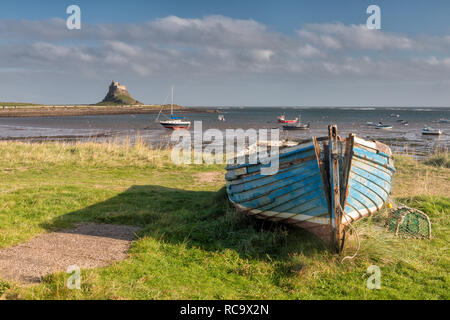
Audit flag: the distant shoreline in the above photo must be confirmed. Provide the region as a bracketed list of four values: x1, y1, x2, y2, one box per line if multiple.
[0, 105, 216, 118]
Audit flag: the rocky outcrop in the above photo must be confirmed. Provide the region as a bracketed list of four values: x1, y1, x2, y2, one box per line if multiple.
[98, 81, 142, 105]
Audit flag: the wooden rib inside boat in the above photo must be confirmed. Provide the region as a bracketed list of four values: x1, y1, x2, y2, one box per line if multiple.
[225, 125, 396, 252]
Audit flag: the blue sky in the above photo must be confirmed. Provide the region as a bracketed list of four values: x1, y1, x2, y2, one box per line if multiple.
[2, 0, 450, 34]
[1, 0, 450, 106]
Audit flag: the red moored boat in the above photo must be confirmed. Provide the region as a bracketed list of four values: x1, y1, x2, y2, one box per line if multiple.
[277, 114, 299, 124]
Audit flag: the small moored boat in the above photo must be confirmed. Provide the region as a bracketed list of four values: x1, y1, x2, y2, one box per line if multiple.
[375, 122, 392, 129]
[157, 86, 191, 130]
[277, 114, 299, 124]
[225, 125, 396, 251]
[283, 123, 310, 130]
[422, 127, 442, 135]
[283, 115, 310, 130]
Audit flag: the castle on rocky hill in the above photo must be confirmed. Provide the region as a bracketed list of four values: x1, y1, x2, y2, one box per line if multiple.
[99, 81, 142, 105]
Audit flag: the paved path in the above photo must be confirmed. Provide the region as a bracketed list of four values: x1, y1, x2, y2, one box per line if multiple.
[0, 223, 140, 283]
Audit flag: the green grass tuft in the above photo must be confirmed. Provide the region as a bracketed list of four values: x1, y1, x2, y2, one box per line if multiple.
[424, 153, 450, 169]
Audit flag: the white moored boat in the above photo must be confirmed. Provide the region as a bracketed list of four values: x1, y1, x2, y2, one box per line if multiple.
[422, 127, 442, 135]
[375, 122, 393, 129]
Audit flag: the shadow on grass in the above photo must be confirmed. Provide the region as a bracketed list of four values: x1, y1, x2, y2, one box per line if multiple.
[41, 185, 327, 262]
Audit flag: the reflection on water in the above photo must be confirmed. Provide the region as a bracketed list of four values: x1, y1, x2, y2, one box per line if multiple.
[0, 107, 448, 156]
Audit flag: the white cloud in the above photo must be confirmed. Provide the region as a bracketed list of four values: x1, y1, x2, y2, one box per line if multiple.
[425, 56, 450, 68]
[0, 16, 449, 81]
[298, 23, 414, 51]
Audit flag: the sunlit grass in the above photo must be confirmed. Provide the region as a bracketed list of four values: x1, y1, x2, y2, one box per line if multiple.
[0, 141, 448, 299]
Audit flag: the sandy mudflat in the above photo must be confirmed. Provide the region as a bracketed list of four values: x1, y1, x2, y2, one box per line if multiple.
[0, 223, 140, 283]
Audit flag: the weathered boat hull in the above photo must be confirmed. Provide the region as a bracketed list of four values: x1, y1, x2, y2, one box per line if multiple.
[226, 140, 331, 241]
[225, 125, 396, 251]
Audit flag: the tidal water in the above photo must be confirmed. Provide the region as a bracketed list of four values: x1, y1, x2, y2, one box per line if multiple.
[0, 107, 449, 155]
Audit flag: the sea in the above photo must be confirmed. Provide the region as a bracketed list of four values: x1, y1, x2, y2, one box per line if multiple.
[0, 107, 449, 156]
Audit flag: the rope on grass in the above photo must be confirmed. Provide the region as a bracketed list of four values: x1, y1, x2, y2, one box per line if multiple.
[341, 214, 360, 263]
[340, 203, 360, 263]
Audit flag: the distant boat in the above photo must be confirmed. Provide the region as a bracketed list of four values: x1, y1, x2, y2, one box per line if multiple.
[422, 127, 442, 135]
[283, 115, 310, 130]
[218, 115, 225, 122]
[157, 86, 191, 130]
[366, 121, 378, 127]
[225, 125, 396, 251]
[390, 114, 400, 118]
[277, 114, 299, 124]
[437, 118, 449, 124]
[283, 123, 310, 130]
[376, 122, 393, 129]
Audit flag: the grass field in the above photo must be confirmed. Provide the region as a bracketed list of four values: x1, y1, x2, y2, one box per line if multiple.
[0, 141, 448, 299]
[0, 102, 42, 107]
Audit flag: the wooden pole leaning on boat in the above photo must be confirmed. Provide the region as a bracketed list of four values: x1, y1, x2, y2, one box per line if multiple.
[328, 125, 343, 252]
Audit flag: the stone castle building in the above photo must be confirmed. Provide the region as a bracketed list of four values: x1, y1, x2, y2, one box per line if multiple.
[100, 80, 142, 105]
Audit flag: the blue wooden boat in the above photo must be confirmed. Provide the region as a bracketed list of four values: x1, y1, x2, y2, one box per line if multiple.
[225, 125, 396, 251]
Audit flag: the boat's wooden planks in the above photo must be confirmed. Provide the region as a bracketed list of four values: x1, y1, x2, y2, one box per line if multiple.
[342, 201, 377, 223]
[225, 141, 314, 170]
[351, 154, 394, 177]
[353, 147, 395, 171]
[354, 137, 377, 151]
[245, 149, 316, 175]
[226, 154, 317, 187]
[233, 176, 322, 209]
[225, 167, 248, 180]
[242, 175, 324, 208]
[256, 180, 326, 211]
[343, 204, 359, 221]
[258, 187, 328, 215]
[228, 159, 318, 195]
[226, 149, 316, 185]
[242, 206, 330, 225]
[269, 207, 329, 221]
[351, 162, 393, 189]
[345, 195, 370, 217]
[342, 142, 395, 224]
[228, 161, 319, 203]
[273, 197, 328, 218]
[348, 174, 388, 203]
[347, 183, 383, 211]
[225, 147, 316, 180]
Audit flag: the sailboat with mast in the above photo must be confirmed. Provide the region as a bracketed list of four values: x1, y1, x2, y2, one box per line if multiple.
[157, 85, 191, 130]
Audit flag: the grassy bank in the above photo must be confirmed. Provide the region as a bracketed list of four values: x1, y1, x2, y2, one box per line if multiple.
[0, 104, 207, 118]
[0, 102, 42, 107]
[0, 141, 448, 299]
